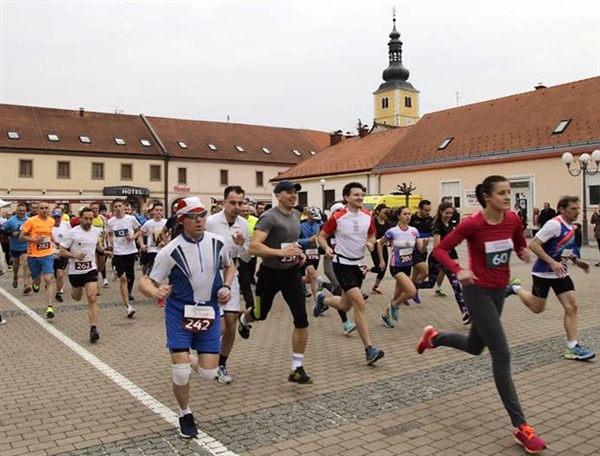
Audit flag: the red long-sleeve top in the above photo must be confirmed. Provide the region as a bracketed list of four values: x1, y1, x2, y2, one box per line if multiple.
[432, 211, 527, 289]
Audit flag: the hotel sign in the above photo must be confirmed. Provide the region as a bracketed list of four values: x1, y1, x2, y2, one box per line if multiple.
[103, 186, 150, 197]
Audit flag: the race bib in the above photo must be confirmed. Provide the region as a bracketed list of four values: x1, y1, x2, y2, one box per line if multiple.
[36, 242, 50, 250]
[484, 239, 513, 268]
[280, 242, 297, 264]
[114, 229, 129, 237]
[74, 261, 92, 271]
[182, 305, 215, 332]
[306, 248, 320, 261]
[396, 247, 413, 266]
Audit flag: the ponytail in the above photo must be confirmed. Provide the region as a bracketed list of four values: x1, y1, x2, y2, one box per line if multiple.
[476, 175, 508, 208]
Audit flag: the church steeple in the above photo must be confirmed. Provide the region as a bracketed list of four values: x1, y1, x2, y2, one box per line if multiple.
[373, 11, 420, 127]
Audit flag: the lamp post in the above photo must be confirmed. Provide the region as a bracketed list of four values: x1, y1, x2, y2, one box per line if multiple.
[319, 179, 326, 209]
[561, 149, 600, 245]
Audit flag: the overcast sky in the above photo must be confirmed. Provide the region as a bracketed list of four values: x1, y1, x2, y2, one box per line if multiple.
[1, 0, 598, 132]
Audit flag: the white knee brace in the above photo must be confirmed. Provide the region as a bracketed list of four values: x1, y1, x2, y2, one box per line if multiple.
[197, 366, 218, 381]
[172, 363, 192, 386]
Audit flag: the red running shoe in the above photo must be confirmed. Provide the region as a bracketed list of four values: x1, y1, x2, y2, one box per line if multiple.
[513, 424, 547, 454]
[416, 325, 438, 354]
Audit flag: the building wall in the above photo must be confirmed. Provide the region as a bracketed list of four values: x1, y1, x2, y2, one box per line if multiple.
[374, 88, 420, 127]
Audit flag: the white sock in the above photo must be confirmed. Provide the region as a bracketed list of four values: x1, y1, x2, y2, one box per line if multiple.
[240, 313, 248, 326]
[291, 353, 304, 371]
[512, 285, 522, 293]
[567, 340, 577, 349]
[179, 408, 192, 417]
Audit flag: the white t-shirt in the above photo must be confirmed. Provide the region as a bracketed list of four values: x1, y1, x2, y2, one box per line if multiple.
[141, 218, 167, 253]
[107, 215, 141, 255]
[321, 208, 376, 265]
[205, 211, 251, 263]
[61, 226, 101, 275]
[52, 221, 71, 257]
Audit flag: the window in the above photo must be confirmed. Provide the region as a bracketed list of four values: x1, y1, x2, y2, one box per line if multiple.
[324, 190, 336, 210]
[235, 145, 245, 152]
[220, 169, 228, 186]
[150, 165, 161, 181]
[114, 137, 126, 145]
[48, 134, 59, 142]
[7, 131, 19, 139]
[404, 96, 412, 108]
[178, 167, 187, 184]
[297, 191, 308, 208]
[590, 185, 600, 205]
[79, 135, 91, 144]
[552, 119, 571, 135]
[256, 171, 264, 187]
[382, 97, 389, 109]
[177, 141, 188, 149]
[92, 162, 104, 180]
[438, 137, 454, 150]
[207, 143, 218, 151]
[261, 147, 271, 155]
[121, 163, 133, 180]
[140, 139, 151, 147]
[19, 159, 33, 178]
[292, 149, 302, 156]
[57, 161, 70, 179]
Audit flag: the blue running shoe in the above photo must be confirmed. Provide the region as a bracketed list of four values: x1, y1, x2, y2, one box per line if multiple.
[317, 276, 325, 293]
[412, 292, 421, 304]
[564, 344, 596, 360]
[365, 346, 384, 365]
[380, 314, 395, 329]
[388, 302, 399, 321]
[313, 293, 325, 317]
[343, 320, 356, 335]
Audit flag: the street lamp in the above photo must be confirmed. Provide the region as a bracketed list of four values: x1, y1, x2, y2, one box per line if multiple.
[561, 149, 600, 245]
[319, 179, 326, 209]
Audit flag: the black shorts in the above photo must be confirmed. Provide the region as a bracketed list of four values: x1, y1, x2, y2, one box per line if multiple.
[301, 257, 320, 274]
[253, 266, 308, 328]
[332, 262, 364, 292]
[53, 257, 69, 272]
[413, 249, 428, 265]
[532, 275, 575, 299]
[390, 266, 412, 277]
[140, 252, 157, 267]
[10, 249, 27, 258]
[112, 253, 137, 277]
[69, 270, 99, 288]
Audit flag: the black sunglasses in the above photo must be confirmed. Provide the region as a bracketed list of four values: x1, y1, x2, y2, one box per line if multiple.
[183, 211, 207, 220]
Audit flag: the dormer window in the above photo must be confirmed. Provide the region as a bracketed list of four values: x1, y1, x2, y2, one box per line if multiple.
[177, 141, 188, 149]
[552, 119, 571, 135]
[48, 134, 59, 142]
[114, 137, 126, 145]
[235, 145, 245, 152]
[7, 131, 19, 139]
[207, 143, 218, 151]
[292, 149, 302, 157]
[79, 136, 91, 144]
[438, 137, 454, 150]
[309, 150, 316, 156]
[140, 139, 151, 147]
[261, 147, 271, 155]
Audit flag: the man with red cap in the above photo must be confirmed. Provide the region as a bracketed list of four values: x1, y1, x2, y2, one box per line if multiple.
[139, 196, 236, 439]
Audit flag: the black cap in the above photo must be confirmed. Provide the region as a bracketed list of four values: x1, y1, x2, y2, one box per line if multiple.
[274, 180, 302, 193]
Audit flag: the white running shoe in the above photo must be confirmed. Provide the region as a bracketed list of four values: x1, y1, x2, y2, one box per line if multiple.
[102, 278, 109, 288]
[126, 305, 136, 318]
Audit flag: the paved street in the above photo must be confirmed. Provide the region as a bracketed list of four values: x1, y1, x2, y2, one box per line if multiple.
[1, 244, 598, 456]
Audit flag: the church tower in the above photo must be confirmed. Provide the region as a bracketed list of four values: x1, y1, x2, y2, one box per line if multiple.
[373, 14, 420, 127]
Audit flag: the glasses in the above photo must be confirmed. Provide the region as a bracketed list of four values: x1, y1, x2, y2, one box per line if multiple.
[183, 211, 207, 220]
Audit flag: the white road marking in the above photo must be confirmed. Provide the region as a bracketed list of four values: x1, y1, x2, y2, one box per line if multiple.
[0, 287, 238, 456]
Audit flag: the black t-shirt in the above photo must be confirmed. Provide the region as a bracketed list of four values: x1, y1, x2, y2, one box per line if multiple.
[165, 215, 183, 239]
[432, 219, 458, 260]
[409, 213, 434, 238]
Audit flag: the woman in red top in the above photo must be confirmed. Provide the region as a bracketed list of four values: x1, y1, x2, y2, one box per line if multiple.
[417, 175, 547, 454]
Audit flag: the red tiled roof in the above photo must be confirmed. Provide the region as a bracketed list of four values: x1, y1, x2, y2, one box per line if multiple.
[0, 104, 163, 156]
[275, 127, 412, 180]
[146, 116, 329, 165]
[375, 77, 600, 173]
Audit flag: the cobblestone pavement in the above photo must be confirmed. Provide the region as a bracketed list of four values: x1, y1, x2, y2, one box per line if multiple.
[1, 244, 598, 456]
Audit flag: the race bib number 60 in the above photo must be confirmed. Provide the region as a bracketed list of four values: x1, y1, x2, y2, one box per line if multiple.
[182, 305, 215, 333]
[484, 239, 514, 268]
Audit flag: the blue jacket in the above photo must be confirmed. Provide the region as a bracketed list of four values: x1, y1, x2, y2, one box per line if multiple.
[298, 220, 321, 251]
[2, 215, 29, 252]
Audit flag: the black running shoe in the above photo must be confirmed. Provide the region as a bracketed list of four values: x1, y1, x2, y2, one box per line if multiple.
[288, 366, 313, 384]
[45, 306, 55, 319]
[237, 313, 251, 339]
[32, 283, 41, 293]
[179, 413, 198, 439]
[55, 293, 63, 303]
[90, 327, 100, 343]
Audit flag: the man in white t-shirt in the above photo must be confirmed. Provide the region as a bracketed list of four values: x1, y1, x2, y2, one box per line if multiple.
[106, 198, 141, 317]
[205, 185, 250, 384]
[51, 208, 71, 303]
[139, 202, 167, 276]
[60, 207, 112, 342]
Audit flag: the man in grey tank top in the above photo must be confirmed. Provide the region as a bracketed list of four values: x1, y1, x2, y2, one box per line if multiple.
[237, 180, 312, 384]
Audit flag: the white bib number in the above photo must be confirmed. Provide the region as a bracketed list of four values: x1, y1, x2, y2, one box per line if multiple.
[75, 261, 92, 271]
[280, 242, 297, 264]
[305, 248, 319, 261]
[484, 239, 513, 268]
[36, 242, 50, 250]
[182, 305, 215, 332]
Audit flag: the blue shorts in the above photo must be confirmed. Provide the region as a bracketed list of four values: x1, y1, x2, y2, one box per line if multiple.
[165, 300, 221, 354]
[28, 255, 54, 278]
